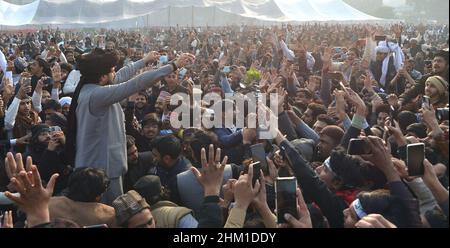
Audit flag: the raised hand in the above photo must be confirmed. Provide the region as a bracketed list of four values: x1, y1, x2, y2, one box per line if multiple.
[251, 170, 268, 210]
[1, 76, 14, 96]
[4, 153, 59, 228]
[220, 179, 236, 207]
[266, 157, 279, 183]
[51, 63, 62, 83]
[387, 94, 400, 108]
[143, 51, 160, 64]
[362, 73, 373, 91]
[233, 163, 261, 210]
[175, 53, 196, 69]
[421, 104, 440, 132]
[259, 72, 271, 89]
[5, 152, 26, 181]
[17, 80, 32, 100]
[277, 87, 287, 113]
[0, 211, 13, 228]
[35, 77, 45, 95]
[346, 88, 365, 112]
[321, 47, 333, 69]
[360, 136, 398, 182]
[191, 144, 228, 197]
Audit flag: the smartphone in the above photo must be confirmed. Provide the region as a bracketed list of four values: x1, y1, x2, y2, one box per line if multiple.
[389, 105, 397, 126]
[4, 71, 13, 85]
[159, 55, 168, 64]
[250, 161, 261, 187]
[275, 177, 298, 224]
[83, 224, 108, 228]
[250, 143, 269, 172]
[347, 138, 369, 155]
[422, 95, 430, 109]
[406, 143, 425, 176]
[223, 66, 231, 73]
[375, 35, 387, 42]
[23, 77, 31, 87]
[179, 68, 187, 79]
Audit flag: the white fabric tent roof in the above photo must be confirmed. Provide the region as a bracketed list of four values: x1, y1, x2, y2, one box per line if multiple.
[1, 0, 381, 26]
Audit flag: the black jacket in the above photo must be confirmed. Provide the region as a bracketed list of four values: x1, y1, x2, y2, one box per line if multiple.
[196, 195, 223, 228]
[279, 139, 346, 228]
[123, 151, 154, 192]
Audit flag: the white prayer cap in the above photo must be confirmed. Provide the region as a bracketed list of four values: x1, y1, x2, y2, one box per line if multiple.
[59, 97, 72, 107]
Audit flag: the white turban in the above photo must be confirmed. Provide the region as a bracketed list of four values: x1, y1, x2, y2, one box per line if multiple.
[376, 41, 405, 87]
[59, 97, 72, 107]
[376, 45, 390, 54]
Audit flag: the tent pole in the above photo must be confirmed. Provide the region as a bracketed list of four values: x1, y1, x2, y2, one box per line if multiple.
[213, 6, 216, 27]
[168, 6, 170, 27]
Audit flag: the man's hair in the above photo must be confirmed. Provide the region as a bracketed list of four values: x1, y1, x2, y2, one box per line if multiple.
[434, 50, 449, 65]
[330, 146, 386, 190]
[307, 103, 327, 119]
[126, 135, 136, 150]
[375, 104, 390, 117]
[358, 189, 410, 228]
[152, 135, 182, 159]
[36, 57, 52, 77]
[406, 123, 428, 138]
[187, 130, 219, 167]
[136, 91, 148, 100]
[320, 125, 344, 145]
[398, 111, 418, 131]
[142, 113, 161, 128]
[66, 167, 109, 203]
[316, 114, 337, 126]
[59, 62, 73, 73]
[43, 99, 62, 111]
[76, 48, 119, 84]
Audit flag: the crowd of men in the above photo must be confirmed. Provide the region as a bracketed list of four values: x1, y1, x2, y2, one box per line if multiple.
[0, 22, 448, 228]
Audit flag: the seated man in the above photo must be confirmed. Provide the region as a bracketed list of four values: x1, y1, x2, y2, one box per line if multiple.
[49, 167, 116, 227]
[112, 190, 155, 228]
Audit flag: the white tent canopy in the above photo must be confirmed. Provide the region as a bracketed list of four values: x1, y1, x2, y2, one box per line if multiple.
[0, 0, 381, 27]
